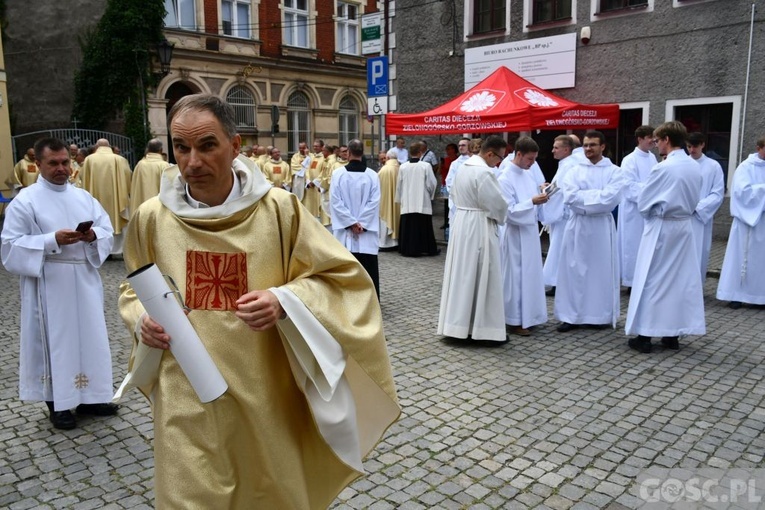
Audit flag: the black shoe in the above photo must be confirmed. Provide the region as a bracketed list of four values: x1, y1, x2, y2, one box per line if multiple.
[628, 335, 652, 353]
[545, 287, 556, 296]
[50, 410, 76, 430]
[76, 403, 120, 416]
[661, 336, 679, 350]
[557, 322, 578, 332]
[728, 301, 742, 310]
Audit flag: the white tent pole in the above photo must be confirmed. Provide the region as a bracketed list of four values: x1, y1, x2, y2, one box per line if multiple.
[739, 2, 756, 162]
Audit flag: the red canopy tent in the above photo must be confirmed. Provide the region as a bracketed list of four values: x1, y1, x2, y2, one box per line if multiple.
[385, 66, 619, 135]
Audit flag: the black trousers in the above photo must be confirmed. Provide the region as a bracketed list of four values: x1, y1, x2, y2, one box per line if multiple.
[353, 252, 379, 300]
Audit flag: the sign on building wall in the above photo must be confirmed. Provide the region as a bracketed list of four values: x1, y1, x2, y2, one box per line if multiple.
[361, 12, 382, 55]
[464, 33, 577, 91]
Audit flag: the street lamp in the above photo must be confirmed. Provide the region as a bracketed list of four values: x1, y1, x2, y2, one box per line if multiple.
[157, 39, 174, 76]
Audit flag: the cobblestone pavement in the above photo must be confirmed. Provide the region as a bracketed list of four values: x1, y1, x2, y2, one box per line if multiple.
[1, 228, 763, 509]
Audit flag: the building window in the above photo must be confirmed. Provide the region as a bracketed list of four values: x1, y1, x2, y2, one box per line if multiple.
[288, 91, 311, 153]
[474, 0, 506, 34]
[338, 96, 359, 144]
[164, 0, 197, 30]
[336, 2, 360, 55]
[284, 0, 309, 48]
[533, 0, 571, 23]
[226, 86, 256, 129]
[222, 0, 251, 38]
[599, 0, 647, 12]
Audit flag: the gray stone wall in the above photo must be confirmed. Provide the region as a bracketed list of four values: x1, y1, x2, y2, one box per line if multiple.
[4, 0, 105, 136]
[392, 1, 765, 158]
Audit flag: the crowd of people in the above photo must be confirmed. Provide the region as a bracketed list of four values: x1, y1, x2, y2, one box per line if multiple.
[436, 124, 765, 356]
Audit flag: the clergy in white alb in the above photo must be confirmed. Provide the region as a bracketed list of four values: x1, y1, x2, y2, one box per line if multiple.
[395, 142, 439, 257]
[1, 138, 115, 429]
[626, 122, 705, 352]
[378, 149, 401, 249]
[498, 137, 549, 334]
[617, 126, 658, 287]
[117, 95, 399, 509]
[687, 132, 725, 283]
[437, 137, 508, 342]
[540, 135, 578, 290]
[330, 140, 381, 298]
[445, 138, 471, 225]
[129, 139, 170, 217]
[717, 138, 765, 306]
[554, 131, 625, 331]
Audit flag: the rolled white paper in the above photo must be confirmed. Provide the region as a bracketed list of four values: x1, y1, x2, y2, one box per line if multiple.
[127, 263, 228, 403]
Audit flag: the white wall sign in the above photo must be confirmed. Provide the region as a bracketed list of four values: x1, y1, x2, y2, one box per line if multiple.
[368, 96, 388, 116]
[464, 33, 577, 91]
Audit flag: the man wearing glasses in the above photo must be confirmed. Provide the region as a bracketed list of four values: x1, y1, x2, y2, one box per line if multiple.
[554, 130, 625, 333]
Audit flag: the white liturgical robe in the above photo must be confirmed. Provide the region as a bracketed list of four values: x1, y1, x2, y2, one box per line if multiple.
[691, 154, 725, 282]
[625, 149, 706, 337]
[617, 147, 658, 287]
[540, 155, 577, 288]
[498, 162, 548, 328]
[717, 153, 765, 304]
[396, 160, 436, 215]
[1, 177, 115, 411]
[445, 153, 470, 224]
[330, 166, 380, 255]
[554, 157, 624, 326]
[437, 155, 507, 341]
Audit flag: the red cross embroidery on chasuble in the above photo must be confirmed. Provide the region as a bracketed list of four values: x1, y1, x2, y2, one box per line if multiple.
[185, 251, 248, 311]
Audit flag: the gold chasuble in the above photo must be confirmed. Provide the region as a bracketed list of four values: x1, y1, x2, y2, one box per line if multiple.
[378, 159, 401, 240]
[302, 154, 324, 217]
[81, 147, 132, 235]
[117, 157, 399, 509]
[129, 153, 170, 217]
[12, 156, 39, 188]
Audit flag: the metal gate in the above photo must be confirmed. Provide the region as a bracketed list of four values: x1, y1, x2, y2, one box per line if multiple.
[11, 129, 137, 168]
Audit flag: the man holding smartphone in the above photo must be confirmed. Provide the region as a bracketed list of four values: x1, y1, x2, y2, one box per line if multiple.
[1, 138, 118, 430]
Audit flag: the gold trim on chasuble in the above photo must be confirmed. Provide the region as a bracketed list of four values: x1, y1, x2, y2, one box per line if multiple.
[185, 250, 247, 311]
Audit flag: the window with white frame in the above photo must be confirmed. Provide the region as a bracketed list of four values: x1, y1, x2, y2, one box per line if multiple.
[338, 96, 359, 144]
[284, 0, 309, 48]
[164, 0, 197, 30]
[336, 2, 360, 55]
[532, 0, 572, 23]
[222, 0, 251, 38]
[226, 86, 257, 129]
[288, 91, 311, 153]
[473, 0, 507, 34]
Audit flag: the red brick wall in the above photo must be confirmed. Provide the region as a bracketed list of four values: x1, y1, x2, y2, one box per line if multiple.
[203, 0, 218, 34]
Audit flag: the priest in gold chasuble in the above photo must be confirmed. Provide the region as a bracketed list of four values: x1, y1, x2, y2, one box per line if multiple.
[116, 94, 399, 509]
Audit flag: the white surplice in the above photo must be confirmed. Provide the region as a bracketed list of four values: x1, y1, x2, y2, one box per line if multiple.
[617, 147, 658, 287]
[330, 166, 381, 255]
[554, 157, 624, 326]
[437, 155, 507, 341]
[717, 153, 765, 304]
[445, 153, 470, 224]
[395, 160, 436, 214]
[691, 154, 725, 282]
[625, 149, 706, 337]
[498, 162, 548, 328]
[540, 155, 577, 287]
[1, 178, 115, 411]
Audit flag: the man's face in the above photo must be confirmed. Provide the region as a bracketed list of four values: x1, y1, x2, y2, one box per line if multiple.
[654, 134, 670, 158]
[272, 148, 281, 161]
[637, 135, 654, 153]
[378, 151, 387, 164]
[514, 151, 538, 170]
[171, 109, 241, 197]
[551, 141, 571, 161]
[69, 145, 78, 157]
[312, 141, 322, 153]
[38, 147, 71, 185]
[686, 143, 704, 160]
[340, 147, 348, 159]
[757, 144, 765, 160]
[76, 151, 86, 164]
[583, 137, 605, 163]
[26, 148, 36, 161]
[396, 138, 405, 149]
[483, 148, 505, 168]
[322, 147, 331, 158]
[299, 143, 308, 155]
[458, 140, 469, 155]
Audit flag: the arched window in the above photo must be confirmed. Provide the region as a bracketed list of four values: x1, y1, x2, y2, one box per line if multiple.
[288, 91, 311, 153]
[338, 96, 359, 145]
[226, 86, 256, 129]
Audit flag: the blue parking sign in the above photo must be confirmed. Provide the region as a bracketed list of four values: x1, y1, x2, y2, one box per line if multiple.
[367, 57, 388, 98]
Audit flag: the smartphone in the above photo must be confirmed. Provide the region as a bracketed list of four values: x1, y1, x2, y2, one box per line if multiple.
[75, 220, 94, 233]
